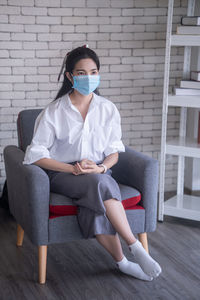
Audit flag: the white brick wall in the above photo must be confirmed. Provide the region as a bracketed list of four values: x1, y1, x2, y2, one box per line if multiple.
[0, 0, 187, 192]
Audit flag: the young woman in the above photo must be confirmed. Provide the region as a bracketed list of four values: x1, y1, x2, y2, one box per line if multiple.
[23, 46, 161, 281]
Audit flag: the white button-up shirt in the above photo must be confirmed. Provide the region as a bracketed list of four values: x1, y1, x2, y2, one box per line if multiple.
[23, 93, 125, 165]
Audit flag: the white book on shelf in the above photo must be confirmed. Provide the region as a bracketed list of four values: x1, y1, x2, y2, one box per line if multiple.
[171, 35, 200, 46]
[177, 26, 200, 35]
[173, 86, 200, 95]
[181, 16, 200, 25]
[191, 71, 200, 81]
[180, 80, 200, 89]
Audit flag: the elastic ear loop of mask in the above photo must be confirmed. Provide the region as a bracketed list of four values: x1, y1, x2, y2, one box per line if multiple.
[57, 44, 89, 82]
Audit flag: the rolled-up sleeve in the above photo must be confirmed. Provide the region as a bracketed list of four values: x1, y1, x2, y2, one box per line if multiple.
[23, 110, 55, 165]
[104, 106, 125, 157]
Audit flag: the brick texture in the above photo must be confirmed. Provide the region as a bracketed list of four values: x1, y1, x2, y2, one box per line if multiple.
[0, 0, 187, 192]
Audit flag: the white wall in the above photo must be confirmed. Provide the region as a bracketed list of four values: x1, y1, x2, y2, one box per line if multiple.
[0, 0, 187, 192]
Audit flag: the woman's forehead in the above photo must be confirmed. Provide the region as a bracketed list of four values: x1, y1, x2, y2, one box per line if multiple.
[74, 58, 97, 70]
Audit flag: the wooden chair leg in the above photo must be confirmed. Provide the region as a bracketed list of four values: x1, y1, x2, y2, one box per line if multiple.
[138, 232, 149, 253]
[38, 245, 47, 284]
[16, 224, 24, 247]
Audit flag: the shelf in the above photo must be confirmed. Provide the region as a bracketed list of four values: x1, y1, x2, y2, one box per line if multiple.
[166, 137, 200, 158]
[171, 35, 200, 46]
[158, 0, 200, 222]
[164, 194, 200, 221]
[168, 95, 200, 108]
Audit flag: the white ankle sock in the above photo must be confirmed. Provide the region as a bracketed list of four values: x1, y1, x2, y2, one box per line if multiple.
[116, 256, 153, 281]
[129, 240, 162, 278]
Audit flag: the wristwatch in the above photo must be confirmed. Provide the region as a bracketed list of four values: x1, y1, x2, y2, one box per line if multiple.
[98, 164, 108, 174]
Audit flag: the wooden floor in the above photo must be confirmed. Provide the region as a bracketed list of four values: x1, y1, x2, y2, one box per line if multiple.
[0, 207, 200, 300]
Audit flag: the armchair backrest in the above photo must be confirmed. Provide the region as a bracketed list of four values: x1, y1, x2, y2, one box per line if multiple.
[17, 109, 42, 151]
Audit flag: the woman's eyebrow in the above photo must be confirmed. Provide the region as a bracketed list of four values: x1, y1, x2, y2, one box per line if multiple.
[76, 68, 97, 71]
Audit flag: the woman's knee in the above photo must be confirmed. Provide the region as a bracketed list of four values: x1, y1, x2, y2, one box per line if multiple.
[88, 173, 110, 186]
[87, 174, 121, 201]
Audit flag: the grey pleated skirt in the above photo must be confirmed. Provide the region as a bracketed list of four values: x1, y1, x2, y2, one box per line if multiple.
[46, 168, 122, 239]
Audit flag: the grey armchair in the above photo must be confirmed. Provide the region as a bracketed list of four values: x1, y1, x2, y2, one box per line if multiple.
[3, 109, 159, 284]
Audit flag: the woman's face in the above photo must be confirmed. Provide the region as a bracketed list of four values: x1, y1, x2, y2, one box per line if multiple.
[66, 58, 99, 83]
[72, 58, 99, 76]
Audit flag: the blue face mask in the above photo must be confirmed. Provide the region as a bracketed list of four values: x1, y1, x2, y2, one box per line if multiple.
[72, 75, 100, 96]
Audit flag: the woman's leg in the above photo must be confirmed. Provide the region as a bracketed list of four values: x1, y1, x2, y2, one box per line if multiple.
[96, 233, 123, 261]
[96, 233, 153, 281]
[104, 199, 137, 245]
[104, 199, 162, 278]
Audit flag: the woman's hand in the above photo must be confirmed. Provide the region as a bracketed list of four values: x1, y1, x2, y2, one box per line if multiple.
[72, 159, 104, 175]
[80, 159, 95, 169]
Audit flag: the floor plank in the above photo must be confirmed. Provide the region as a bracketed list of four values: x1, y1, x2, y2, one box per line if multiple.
[0, 208, 200, 300]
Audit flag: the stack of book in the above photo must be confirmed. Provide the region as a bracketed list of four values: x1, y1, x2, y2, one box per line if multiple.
[176, 16, 200, 35]
[173, 72, 200, 95]
[173, 16, 200, 96]
[174, 73, 200, 144]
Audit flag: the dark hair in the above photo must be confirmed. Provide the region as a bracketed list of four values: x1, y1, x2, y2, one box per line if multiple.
[54, 46, 100, 100]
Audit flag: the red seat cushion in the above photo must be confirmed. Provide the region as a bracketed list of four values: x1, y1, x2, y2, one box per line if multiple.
[49, 183, 144, 219]
[49, 205, 78, 218]
[122, 195, 141, 210]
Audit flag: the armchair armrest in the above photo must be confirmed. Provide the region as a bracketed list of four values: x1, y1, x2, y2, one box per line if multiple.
[3, 145, 50, 245]
[111, 146, 159, 232]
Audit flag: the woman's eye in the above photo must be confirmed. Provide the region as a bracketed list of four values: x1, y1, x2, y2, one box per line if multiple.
[77, 71, 85, 75]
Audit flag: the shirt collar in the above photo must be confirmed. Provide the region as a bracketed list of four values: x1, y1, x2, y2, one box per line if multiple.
[64, 92, 98, 112]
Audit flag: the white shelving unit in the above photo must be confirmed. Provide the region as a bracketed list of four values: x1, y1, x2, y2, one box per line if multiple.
[158, 0, 200, 222]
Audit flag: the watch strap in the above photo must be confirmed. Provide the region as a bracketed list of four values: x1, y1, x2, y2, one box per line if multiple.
[98, 163, 107, 173]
